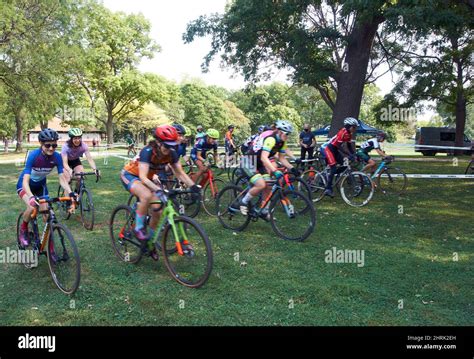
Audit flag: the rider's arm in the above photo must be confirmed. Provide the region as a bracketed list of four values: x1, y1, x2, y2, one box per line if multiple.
[55, 156, 73, 194]
[138, 162, 161, 192]
[196, 150, 206, 163]
[261, 151, 278, 174]
[375, 148, 386, 157]
[22, 174, 34, 199]
[61, 152, 72, 174]
[171, 161, 195, 188]
[84, 150, 97, 171]
[277, 151, 293, 169]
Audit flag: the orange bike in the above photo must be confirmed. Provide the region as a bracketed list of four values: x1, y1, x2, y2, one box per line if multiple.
[189, 165, 225, 216]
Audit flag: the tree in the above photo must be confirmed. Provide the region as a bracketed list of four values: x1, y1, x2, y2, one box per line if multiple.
[382, 0, 473, 152]
[75, 3, 159, 144]
[183, 0, 406, 135]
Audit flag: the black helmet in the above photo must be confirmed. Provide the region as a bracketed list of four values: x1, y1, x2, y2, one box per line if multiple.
[376, 131, 386, 141]
[172, 123, 185, 135]
[228, 125, 235, 130]
[39, 128, 59, 142]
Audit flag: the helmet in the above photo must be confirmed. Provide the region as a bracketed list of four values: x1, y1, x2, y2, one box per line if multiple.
[196, 125, 203, 131]
[228, 125, 235, 130]
[275, 119, 294, 134]
[154, 125, 178, 145]
[172, 123, 185, 135]
[39, 128, 59, 142]
[68, 128, 83, 138]
[206, 128, 219, 139]
[183, 125, 192, 137]
[376, 131, 386, 141]
[343, 117, 359, 127]
[258, 125, 265, 133]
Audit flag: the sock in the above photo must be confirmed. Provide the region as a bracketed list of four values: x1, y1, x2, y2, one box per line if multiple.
[135, 213, 146, 231]
[242, 192, 254, 205]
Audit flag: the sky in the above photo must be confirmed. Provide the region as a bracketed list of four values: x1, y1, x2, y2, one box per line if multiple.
[102, 0, 432, 118]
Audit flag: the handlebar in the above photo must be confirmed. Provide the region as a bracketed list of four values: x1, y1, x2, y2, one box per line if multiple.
[73, 171, 101, 182]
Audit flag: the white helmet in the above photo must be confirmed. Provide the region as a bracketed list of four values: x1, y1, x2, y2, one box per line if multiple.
[343, 117, 359, 127]
[275, 119, 294, 134]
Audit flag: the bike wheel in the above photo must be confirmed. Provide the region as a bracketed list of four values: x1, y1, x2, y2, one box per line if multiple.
[465, 160, 473, 174]
[57, 185, 71, 220]
[377, 167, 408, 195]
[340, 171, 374, 207]
[202, 178, 225, 216]
[216, 184, 251, 231]
[231, 167, 245, 184]
[235, 174, 250, 188]
[47, 223, 81, 295]
[109, 205, 143, 264]
[302, 170, 326, 202]
[269, 189, 316, 242]
[80, 188, 95, 230]
[161, 216, 213, 288]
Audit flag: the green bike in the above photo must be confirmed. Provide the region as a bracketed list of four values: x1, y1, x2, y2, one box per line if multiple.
[109, 188, 213, 288]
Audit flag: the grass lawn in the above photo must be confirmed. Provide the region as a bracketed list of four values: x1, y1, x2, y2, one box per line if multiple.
[0, 156, 472, 326]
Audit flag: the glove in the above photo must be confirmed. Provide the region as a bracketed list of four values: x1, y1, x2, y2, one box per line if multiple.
[94, 168, 101, 177]
[69, 192, 78, 202]
[290, 167, 301, 177]
[28, 196, 40, 207]
[273, 170, 284, 180]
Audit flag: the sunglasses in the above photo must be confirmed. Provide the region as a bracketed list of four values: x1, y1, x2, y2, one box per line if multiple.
[43, 144, 58, 149]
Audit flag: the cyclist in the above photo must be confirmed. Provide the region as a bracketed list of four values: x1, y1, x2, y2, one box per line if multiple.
[241, 125, 266, 155]
[173, 123, 188, 159]
[225, 125, 236, 157]
[190, 128, 219, 184]
[236, 119, 299, 216]
[357, 131, 388, 174]
[195, 125, 206, 140]
[17, 129, 76, 247]
[125, 134, 136, 154]
[61, 128, 100, 189]
[321, 117, 358, 197]
[120, 125, 200, 258]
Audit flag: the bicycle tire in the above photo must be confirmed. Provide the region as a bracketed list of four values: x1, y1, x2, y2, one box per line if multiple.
[80, 188, 95, 230]
[109, 205, 143, 264]
[339, 171, 374, 207]
[161, 216, 213, 288]
[216, 184, 251, 232]
[202, 178, 225, 216]
[47, 222, 81, 295]
[377, 167, 408, 195]
[269, 189, 316, 242]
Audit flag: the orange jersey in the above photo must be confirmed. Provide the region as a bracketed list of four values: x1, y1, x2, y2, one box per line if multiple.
[123, 145, 178, 180]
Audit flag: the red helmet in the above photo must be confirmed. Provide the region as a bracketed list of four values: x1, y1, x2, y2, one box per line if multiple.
[154, 125, 178, 145]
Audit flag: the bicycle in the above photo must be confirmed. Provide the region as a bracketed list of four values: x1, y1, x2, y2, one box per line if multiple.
[366, 156, 407, 195]
[216, 176, 316, 242]
[16, 196, 81, 295]
[307, 162, 374, 207]
[57, 171, 101, 230]
[127, 178, 201, 218]
[190, 165, 225, 216]
[127, 144, 137, 158]
[109, 188, 213, 288]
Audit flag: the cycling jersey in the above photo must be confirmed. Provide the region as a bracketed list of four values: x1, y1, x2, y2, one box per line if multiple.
[252, 130, 287, 156]
[123, 145, 179, 180]
[190, 136, 218, 161]
[241, 134, 259, 154]
[17, 148, 64, 198]
[61, 141, 89, 161]
[20, 148, 64, 182]
[225, 131, 233, 144]
[328, 127, 352, 148]
[359, 138, 380, 154]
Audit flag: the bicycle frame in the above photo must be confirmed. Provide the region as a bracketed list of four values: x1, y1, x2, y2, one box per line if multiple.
[147, 197, 189, 256]
[371, 161, 387, 179]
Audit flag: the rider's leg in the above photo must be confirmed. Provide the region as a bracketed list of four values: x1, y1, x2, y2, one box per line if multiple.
[129, 182, 153, 233]
[72, 164, 84, 191]
[362, 159, 376, 174]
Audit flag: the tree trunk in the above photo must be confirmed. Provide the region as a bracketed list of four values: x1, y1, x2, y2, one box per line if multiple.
[451, 36, 467, 156]
[15, 110, 23, 152]
[106, 109, 114, 147]
[329, 17, 383, 136]
[3, 137, 9, 153]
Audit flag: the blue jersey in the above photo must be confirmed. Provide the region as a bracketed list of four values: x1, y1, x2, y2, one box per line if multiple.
[20, 148, 63, 183]
[190, 136, 218, 158]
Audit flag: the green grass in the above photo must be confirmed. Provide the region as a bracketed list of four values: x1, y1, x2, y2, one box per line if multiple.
[0, 156, 472, 326]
